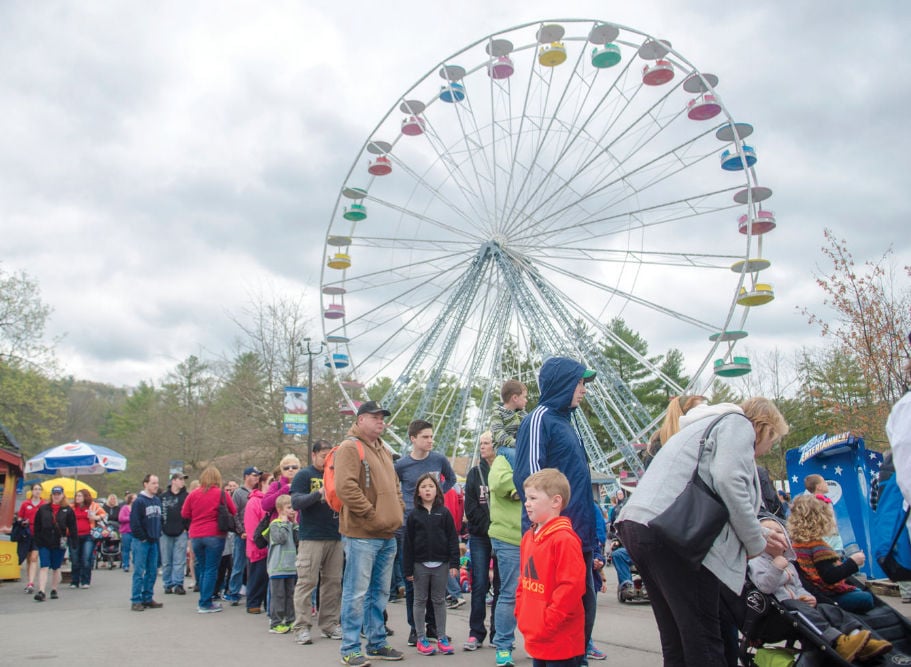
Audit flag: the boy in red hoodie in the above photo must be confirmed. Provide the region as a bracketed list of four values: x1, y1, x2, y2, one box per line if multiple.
[516, 469, 586, 667]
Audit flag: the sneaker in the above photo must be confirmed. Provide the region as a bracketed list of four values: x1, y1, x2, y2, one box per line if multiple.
[25, 583, 35, 594]
[835, 630, 871, 663]
[34, 591, 46, 602]
[296, 629, 313, 644]
[174, 585, 186, 595]
[446, 597, 466, 609]
[366, 645, 404, 661]
[122, 567, 129, 573]
[164, 586, 174, 594]
[142, 600, 163, 608]
[586, 644, 607, 661]
[247, 607, 263, 614]
[50, 590, 58, 600]
[463, 636, 481, 651]
[408, 629, 417, 647]
[321, 625, 343, 640]
[495, 650, 515, 667]
[341, 652, 371, 667]
[416, 638, 436, 656]
[130, 602, 145, 611]
[198, 603, 224, 614]
[437, 637, 454, 655]
[270, 624, 291, 634]
[69, 583, 78, 589]
[80, 584, 90, 589]
[903, 597, 911, 603]
[857, 637, 893, 661]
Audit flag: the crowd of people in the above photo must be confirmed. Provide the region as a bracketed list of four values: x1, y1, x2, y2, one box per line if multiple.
[13, 349, 911, 667]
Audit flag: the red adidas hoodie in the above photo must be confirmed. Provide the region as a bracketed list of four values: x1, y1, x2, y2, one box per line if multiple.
[516, 516, 586, 660]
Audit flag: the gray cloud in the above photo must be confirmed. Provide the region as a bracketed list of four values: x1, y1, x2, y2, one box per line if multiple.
[1, 2, 909, 389]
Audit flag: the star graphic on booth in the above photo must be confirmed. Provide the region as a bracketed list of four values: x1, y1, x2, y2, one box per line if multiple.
[822, 464, 827, 470]
[834, 466, 843, 475]
[792, 475, 798, 483]
[870, 452, 878, 460]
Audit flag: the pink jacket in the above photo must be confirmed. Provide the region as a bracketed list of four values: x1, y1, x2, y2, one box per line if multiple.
[244, 489, 268, 562]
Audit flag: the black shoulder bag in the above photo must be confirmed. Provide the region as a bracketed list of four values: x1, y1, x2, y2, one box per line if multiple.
[217, 489, 234, 533]
[649, 412, 747, 570]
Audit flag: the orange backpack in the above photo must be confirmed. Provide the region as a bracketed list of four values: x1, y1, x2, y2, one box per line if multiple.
[323, 437, 368, 513]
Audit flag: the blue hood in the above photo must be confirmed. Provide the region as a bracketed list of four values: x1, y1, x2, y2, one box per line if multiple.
[538, 357, 586, 414]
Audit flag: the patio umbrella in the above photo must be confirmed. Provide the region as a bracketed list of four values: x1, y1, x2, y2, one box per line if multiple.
[25, 440, 127, 476]
[36, 477, 97, 501]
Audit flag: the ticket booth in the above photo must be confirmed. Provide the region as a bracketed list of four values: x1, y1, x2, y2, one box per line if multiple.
[785, 432, 884, 578]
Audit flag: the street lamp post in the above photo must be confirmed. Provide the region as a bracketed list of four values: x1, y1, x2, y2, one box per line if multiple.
[300, 338, 326, 460]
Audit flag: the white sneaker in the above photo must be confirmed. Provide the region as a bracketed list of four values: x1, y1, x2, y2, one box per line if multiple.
[296, 629, 313, 645]
[321, 625, 343, 640]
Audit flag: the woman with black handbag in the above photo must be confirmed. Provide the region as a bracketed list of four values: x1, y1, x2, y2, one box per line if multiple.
[616, 397, 789, 666]
[181, 465, 237, 613]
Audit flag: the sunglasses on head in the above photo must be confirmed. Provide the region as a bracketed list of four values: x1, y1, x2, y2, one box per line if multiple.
[282, 465, 300, 471]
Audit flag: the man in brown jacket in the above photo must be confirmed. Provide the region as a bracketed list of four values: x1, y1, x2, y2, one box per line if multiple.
[336, 401, 405, 667]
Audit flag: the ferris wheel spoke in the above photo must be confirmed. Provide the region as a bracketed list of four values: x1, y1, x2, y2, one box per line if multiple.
[377, 158, 488, 235]
[499, 42, 591, 232]
[528, 253, 719, 331]
[502, 71, 686, 238]
[522, 186, 742, 248]
[328, 250, 472, 295]
[517, 118, 722, 240]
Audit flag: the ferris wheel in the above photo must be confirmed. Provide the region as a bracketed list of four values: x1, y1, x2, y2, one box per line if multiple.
[319, 19, 776, 478]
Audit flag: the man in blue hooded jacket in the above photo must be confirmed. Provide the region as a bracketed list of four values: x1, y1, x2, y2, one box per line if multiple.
[514, 357, 597, 659]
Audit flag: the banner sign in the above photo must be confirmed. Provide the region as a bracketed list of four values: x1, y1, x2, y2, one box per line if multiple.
[283, 386, 309, 435]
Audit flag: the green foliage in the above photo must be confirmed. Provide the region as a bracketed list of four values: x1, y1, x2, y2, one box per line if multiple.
[0, 360, 66, 454]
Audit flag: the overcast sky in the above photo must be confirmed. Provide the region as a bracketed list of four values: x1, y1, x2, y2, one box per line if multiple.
[2, 1, 909, 389]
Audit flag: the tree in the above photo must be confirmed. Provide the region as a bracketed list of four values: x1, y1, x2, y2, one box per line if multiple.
[801, 230, 911, 420]
[0, 265, 56, 369]
[0, 361, 66, 453]
[228, 289, 315, 457]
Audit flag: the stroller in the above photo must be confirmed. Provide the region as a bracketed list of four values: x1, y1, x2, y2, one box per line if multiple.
[607, 532, 649, 604]
[734, 579, 911, 666]
[93, 522, 121, 569]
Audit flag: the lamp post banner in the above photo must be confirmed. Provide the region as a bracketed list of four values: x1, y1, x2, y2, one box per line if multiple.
[283, 386, 309, 435]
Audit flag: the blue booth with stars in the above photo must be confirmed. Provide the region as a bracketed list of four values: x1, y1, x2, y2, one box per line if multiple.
[785, 432, 884, 579]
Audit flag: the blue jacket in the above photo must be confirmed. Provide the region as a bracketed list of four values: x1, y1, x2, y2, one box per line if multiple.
[514, 357, 595, 551]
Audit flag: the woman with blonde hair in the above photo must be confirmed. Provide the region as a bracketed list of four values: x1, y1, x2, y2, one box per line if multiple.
[181, 465, 236, 613]
[644, 394, 707, 468]
[261, 453, 302, 517]
[618, 396, 789, 666]
[788, 494, 873, 613]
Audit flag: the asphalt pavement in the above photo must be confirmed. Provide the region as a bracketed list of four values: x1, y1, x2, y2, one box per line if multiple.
[0, 556, 662, 666]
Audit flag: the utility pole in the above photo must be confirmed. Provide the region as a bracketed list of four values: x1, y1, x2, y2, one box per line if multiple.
[299, 338, 326, 461]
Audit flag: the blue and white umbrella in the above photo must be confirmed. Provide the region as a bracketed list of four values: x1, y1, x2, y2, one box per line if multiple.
[25, 440, 127, 476]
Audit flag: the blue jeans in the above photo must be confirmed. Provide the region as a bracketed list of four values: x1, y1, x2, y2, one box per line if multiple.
[491, 537, 520, 651]
[120, 533, 133, 569]
[340, 536, 395, 656]
[159, 532, 188, 588]
[468, 535, 498, 643]
[70, 535, 95, 586]
[613, 546, 632, 586]
[227, 533, 247, 599]
[833, 589, 874, 614]
[131, 539, 159, 603]
[193, 535, 225, 609]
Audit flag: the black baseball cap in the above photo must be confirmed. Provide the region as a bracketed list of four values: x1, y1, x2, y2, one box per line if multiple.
[51, 486, 65, 494]
[357, 400, 391, 417]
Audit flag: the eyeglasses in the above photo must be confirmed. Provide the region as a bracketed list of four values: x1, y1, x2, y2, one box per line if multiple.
[282, 465, 300, 471]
